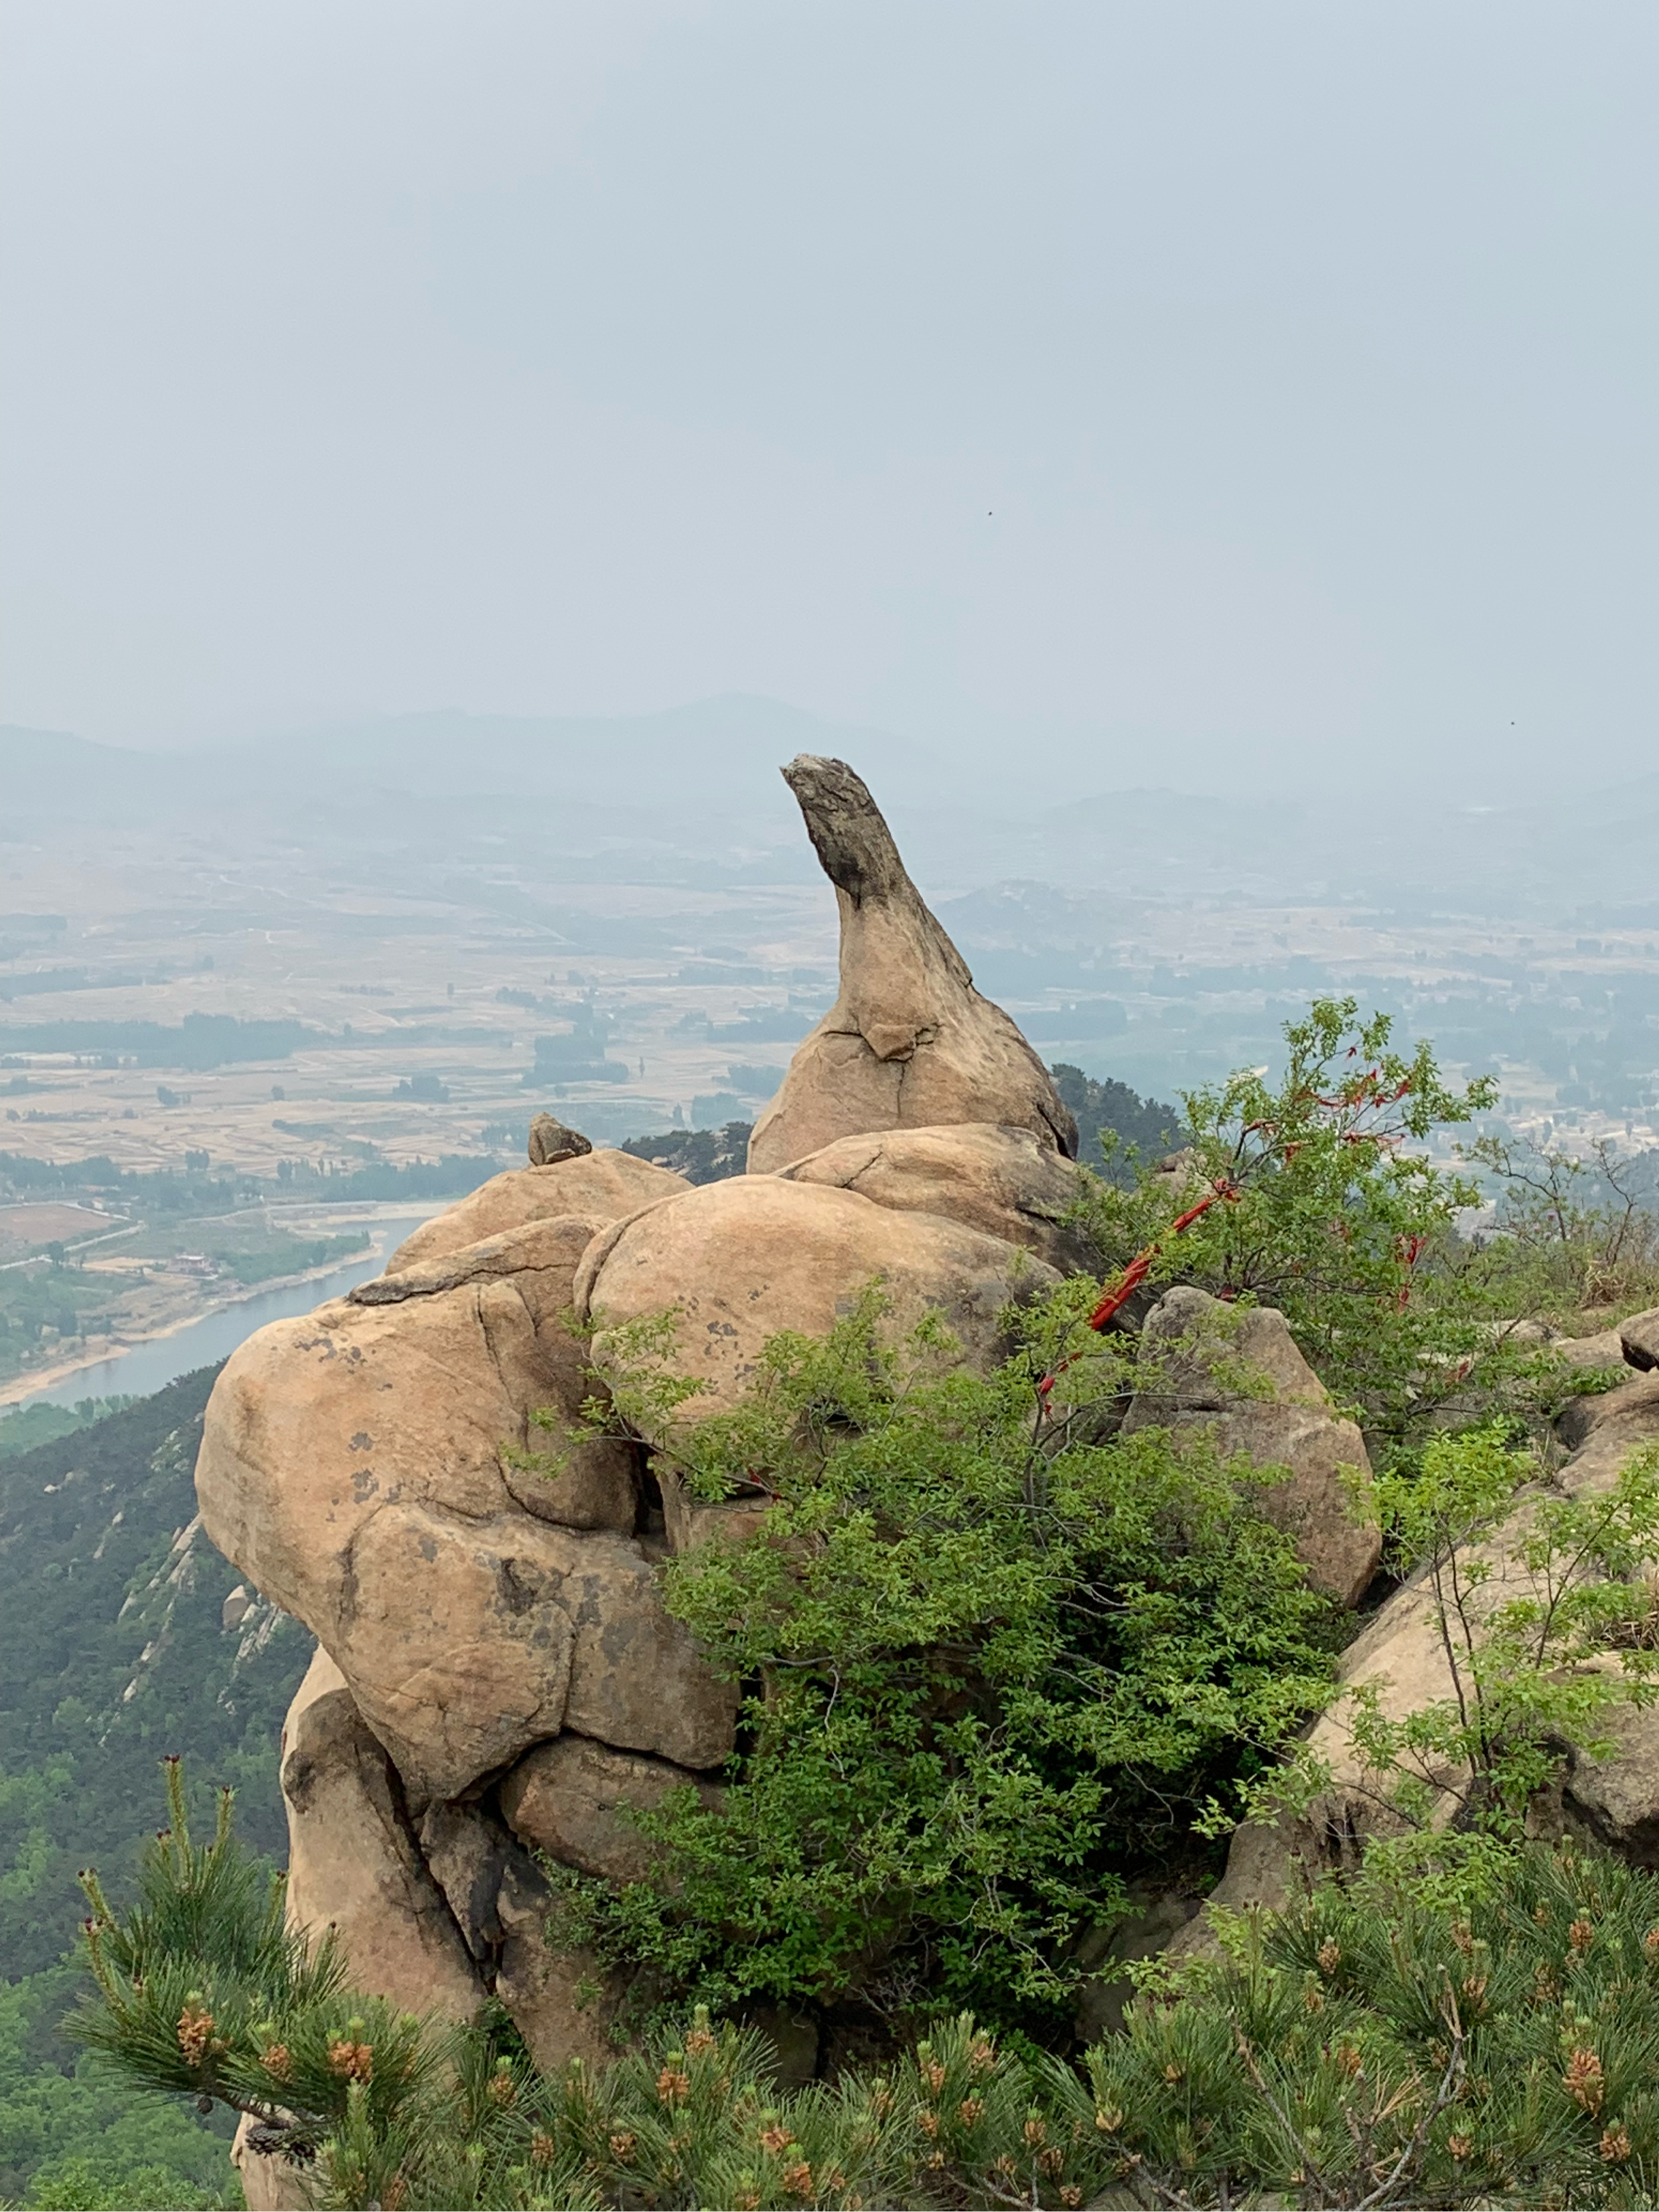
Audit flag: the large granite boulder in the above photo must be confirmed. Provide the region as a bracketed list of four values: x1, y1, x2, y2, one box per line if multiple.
[774, 1121, 1097, 1275]
[1123, 1286, 1382, 1606]
[278, 1649, 483, 2017]
[198, 1211, 737, 1803]
[577, 1171, 1061, 1440]
[386, 1149, 687, 1270]
[747, 757, 1078, 1172]
[328, 1505, 735, 1801]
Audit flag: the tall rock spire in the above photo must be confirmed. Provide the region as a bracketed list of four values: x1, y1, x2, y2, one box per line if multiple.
[747, 755, 1079, 1173]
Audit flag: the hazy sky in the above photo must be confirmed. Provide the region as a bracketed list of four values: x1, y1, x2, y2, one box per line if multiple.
[3, 3, 1655, 795]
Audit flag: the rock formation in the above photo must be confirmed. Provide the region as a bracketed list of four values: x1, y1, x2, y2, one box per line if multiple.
[577, 1172, 1062, 1435]
[747, 756, 1078, 1171]
[1173, 1315, 1659, 1960]
[196, 753, 1643, 2206]
[1123, 1286, 1382, 1606]
[527, 1111, 593, 1166]
[196, 762, 1112, 2174]
[278, 1647, 484, 2015]
[772, 1121, 1097, 1276]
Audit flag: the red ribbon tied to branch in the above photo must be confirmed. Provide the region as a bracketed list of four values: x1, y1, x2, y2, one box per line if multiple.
[1039, 1179, 1240, 1405]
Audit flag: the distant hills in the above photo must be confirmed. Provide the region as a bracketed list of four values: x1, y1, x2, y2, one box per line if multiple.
[0, 695, 942, 827]
[7, 699, 1658, 916]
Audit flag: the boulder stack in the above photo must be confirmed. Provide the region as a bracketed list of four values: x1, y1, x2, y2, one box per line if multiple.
[196, 756, 1565, 2201]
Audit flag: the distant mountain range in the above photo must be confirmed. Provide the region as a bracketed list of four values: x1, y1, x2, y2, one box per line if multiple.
[1, 695, 941, 825]
[5, 697, 1659, 918]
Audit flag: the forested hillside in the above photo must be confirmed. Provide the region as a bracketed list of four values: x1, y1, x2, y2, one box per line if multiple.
[1, 1373, 313, 2203]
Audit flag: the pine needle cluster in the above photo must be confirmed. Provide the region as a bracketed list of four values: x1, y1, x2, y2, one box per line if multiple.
[65, 1768, 1659, 2209]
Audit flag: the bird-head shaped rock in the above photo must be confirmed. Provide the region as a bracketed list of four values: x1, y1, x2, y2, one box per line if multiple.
[747, 756, 1078, 1172]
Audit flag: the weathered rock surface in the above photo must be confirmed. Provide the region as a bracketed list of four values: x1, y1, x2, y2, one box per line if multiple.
[528, 1113, 593, 1166]
[1554, 1369, 1659, 1454]
[774, 1121, 1097, 1275]
[198, 1214, 636, 1608]
[1123, 1286, 1382, 1606]
[747, 757, 1078, 1172]
[495, 1857, 636, 2073]
[1180, 1374, 1659, 1962]
[502, 1733, 721, 1884]
[278, 1648, 484, 2016]
[1561, 1663, 1659, 1867]
[231, 2121, 315, 2212]
[354, 1211, 642, 1532]
[578, 1172, 1060, 1440]
[198, 1226, 735, 1801]
[1555, 1328, 1632, 1369]
[386, 1150, 687, 1271]
[1621, 1306, 1659, 1373]
[335, 1507, 736, 1801]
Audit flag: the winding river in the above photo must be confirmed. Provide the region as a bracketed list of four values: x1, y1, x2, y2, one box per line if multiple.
[13, 1213, 437, 1410]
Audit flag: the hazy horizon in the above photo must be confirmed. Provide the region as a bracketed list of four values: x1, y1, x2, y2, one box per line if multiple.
[5, 3, 1657, 801]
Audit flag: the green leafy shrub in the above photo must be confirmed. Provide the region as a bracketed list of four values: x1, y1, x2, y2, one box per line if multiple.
[565, 1287, 1344, 2036]
[1346, 1430, 1659, 1845]
[1069, 998, 1578, 1459]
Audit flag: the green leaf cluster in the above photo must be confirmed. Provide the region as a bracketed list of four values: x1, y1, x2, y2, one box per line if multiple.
[1348, 1432, 1659, 1841]
[563, 1287, 1344, 2034]
[1067, 997, 1619, 1464]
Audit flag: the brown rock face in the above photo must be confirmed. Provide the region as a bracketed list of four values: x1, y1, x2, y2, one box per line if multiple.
[317, 1503, 733, 1803]
[1555, 1369, 1659, 1454]
[747, 758, 1077, 1172]
[386, 1150, 687, 1271]
[494, 1857, 635, 2073]
[527, 1113, 593, 1166]
[278, 1649, 484, 2018]
[198, 1271, 561, 1636]
[1562, 1664, 1659, 1866]
[1621, 1306, 1659, 1373]
[1178, 1365, 1659, 1963]
[1123, 1287, 1382, 1606]
[774, 1122, 1097, 1276]
[502, 1734, 721, 1884]
[198, 1205, 736, 1803]
[578, 1172, 1060, 1440]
